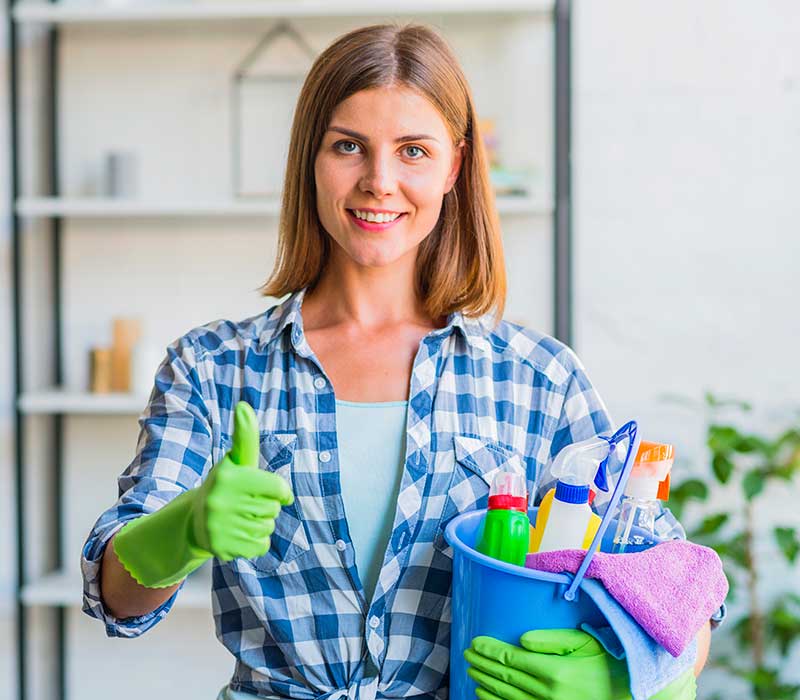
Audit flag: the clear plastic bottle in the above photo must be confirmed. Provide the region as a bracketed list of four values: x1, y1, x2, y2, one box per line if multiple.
[612, 441, 674, 554]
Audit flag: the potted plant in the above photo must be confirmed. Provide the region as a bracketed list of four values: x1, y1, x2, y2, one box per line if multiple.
[668, 394, 800, 700]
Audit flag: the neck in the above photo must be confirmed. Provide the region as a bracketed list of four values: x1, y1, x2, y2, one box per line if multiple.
[304, 248, 435, 331]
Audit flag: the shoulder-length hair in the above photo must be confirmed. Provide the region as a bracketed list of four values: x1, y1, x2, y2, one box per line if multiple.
[262, 22, 506, 321]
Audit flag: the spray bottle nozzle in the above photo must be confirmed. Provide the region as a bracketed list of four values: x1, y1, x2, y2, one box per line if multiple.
[594, 454, 610, 492]
[550, 435, 615, 502]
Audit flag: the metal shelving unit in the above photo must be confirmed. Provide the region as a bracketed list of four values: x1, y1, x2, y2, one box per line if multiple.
[8, 1, 573, 698]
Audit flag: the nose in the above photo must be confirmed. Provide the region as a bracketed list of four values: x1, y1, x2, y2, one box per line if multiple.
[358, 150, 398, 199]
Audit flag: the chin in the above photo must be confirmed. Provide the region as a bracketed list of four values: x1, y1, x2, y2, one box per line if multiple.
[343, 240, 416, 268]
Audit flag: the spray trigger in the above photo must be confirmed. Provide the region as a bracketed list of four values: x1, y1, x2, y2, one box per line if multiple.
[593, 455, 610, 492]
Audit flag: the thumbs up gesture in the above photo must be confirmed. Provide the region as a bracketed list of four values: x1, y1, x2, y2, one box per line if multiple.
[113, 400, 295, 588]
[191, 401, 294, 561]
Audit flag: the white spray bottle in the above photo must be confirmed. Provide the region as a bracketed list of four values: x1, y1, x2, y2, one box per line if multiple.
[536, 436, 612, 553]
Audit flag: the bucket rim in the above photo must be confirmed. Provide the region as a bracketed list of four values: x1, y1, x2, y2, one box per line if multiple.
[444, 509, 577, 586]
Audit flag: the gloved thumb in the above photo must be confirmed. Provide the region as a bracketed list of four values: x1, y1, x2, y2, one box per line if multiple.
[228, 401, 259, 467]
[519, 629, 601, 656]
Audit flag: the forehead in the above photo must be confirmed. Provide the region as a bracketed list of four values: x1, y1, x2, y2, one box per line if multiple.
[328, 86, 451, 139]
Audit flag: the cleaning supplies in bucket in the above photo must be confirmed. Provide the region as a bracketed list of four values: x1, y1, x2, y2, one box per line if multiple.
[475, 472, 529, 566]
[531, 435, 614, 553]
[612, 441, 674, 554]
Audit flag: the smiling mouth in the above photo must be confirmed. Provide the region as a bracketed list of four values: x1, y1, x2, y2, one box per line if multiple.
[346, 209, 408, 229]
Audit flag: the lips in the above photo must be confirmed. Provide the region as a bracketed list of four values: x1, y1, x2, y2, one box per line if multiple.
[346, 209, 407, 231]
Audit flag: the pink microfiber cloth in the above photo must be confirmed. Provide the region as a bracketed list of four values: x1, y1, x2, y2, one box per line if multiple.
[525, 540, 728, 657]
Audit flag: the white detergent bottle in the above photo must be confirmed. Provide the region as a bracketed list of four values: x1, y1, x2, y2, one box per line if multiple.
[536, 436, 612, 553]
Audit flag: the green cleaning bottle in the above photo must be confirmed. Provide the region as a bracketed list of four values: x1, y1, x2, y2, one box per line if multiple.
[475, 472, 529, 566]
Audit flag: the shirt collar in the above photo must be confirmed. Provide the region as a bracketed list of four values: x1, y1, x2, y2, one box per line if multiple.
[258, 288, 308, 354]
[258, 287, 493, 355]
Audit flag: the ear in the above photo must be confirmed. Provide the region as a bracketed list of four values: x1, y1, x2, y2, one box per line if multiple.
[444, 139, 466, 194]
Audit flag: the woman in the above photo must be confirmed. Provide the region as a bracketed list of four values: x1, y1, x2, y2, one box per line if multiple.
[81, 23, 711, 700]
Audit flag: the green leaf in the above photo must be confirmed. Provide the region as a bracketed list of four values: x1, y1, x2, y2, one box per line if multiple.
[671, 478, 708, 501]
[775, 527, 800, 564]
[766, 594, 800, 656]
[704, 393, 752, 411]
[708, 424, 742, 454]
[712, 452, 735, 484]
[735, 434, 772, 455]
[735, 665, 800, 700]
[776, 428, 800, 450]
[692, 513, 729, 537]
[666, 478, 708, 519]
[714, 532, 749, 569]
[767, 462, 797, 481]
[724, 569, 737, 603]
[743, 469, 766, 500]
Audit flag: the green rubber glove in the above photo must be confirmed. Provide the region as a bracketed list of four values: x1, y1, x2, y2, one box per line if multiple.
[113, 401, 294, 588]
[464, 629, 696, 700]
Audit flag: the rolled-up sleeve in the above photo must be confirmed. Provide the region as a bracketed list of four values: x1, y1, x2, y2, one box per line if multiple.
[80, 333, 213, 638]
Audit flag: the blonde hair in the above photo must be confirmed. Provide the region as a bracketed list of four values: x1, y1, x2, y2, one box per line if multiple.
[262, 22, 506, 321]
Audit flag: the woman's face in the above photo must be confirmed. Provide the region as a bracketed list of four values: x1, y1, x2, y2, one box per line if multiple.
[314, 85, 464, 271]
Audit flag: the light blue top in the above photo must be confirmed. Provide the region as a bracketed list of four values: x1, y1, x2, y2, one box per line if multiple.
[335, 398, 409, 601]
[221, 398, 408, 700]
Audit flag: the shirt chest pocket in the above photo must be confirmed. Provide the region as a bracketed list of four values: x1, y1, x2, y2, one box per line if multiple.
[433, 435, 528, 555]
[218, 431, 311, 573]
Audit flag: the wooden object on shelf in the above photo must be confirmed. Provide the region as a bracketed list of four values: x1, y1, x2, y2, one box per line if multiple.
[110, 317, 142, 392]
[89, 348, 113, 393]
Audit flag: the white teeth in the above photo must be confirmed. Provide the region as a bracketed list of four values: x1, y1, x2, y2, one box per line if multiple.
[352, 209, 401, 223]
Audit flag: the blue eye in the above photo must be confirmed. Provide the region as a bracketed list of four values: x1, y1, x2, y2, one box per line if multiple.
[334, 140, 361, 154]
[405, 145, 426, 159]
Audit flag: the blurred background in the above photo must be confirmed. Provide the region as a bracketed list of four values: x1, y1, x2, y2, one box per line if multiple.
[0, 1, 798, 699]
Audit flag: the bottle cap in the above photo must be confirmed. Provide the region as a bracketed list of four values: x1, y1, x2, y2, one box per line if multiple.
[487, 472, 527, 512]
[624, 441, 675, 500]
[554, 481, 590, 504]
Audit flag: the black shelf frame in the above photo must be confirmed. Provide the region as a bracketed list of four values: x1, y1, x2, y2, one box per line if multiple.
[9, 1, 67, 699]
[7, 3, 574, 699]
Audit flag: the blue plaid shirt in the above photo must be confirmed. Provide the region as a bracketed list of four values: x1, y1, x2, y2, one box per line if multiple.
[81, 288, 617, 699]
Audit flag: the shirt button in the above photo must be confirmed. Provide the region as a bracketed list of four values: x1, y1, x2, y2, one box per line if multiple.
[369, 615, 380, 629]
[314, 377, 326, 390]
[335, 539, 346, 552]
[319, 451, 331, 463]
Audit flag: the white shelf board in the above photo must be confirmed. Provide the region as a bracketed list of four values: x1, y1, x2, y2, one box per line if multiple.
[16, 197, 283, 218]
[21, 568, 212, 609]
[18, 390, 148, 415]
[13, 0, 553, 25]
[16, 195, 551, 219]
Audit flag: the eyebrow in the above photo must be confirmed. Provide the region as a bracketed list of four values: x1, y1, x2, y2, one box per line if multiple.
[327, 126, 440, 144]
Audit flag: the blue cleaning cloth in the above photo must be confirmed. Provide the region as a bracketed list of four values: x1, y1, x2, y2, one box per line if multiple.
[577, 578, 697, 700]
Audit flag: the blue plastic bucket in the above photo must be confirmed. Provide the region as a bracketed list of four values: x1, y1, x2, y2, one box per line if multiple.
[445, 421, 641, 700]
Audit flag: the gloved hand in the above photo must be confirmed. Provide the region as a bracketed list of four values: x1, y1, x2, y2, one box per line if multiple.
[464, 629, 696, 700]
[113, 401, 294, 588]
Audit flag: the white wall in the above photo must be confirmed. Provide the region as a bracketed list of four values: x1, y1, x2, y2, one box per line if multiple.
[574, 1, 800, 696]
